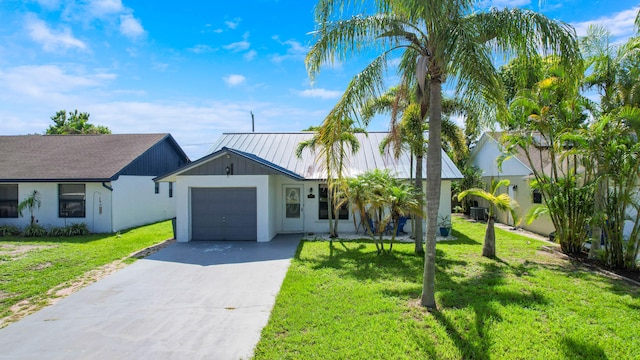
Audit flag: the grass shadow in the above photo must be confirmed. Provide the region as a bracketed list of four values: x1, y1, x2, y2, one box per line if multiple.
[561, 336, 608, 360]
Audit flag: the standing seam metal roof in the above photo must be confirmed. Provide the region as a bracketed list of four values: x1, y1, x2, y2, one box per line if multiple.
[209, 132, 463, 180]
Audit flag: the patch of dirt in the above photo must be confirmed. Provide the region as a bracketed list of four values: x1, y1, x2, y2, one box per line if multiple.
[0, 238, 175, 329]
[0, 244, 53, 260]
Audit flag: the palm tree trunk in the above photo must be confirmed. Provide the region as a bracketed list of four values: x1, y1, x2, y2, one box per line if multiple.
[421, 79, 442, 310]
[483, 215, 496, 258]
[414, 154, 425, 254]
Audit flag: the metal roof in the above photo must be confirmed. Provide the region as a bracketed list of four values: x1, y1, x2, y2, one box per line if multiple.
[209, 132, 463, 180]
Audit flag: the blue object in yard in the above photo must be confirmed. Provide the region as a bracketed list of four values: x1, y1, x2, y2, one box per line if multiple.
[397, 216, 408, 235]
[367, 217, 376, 235]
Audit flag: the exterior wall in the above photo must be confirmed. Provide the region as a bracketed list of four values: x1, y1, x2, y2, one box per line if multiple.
[174, 175, 272, 242]
[111, 176, 176, 233]
[471, 134, 555, 237]
[472, 135, 530, 178]
[0, 182, 113, 233]
[474, 175, 555, 237]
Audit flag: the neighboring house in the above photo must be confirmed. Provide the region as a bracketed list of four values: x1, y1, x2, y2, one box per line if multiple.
[156, 132, 463, 242]
[469, 132, 555, 236]
[0, 134, 190, 233]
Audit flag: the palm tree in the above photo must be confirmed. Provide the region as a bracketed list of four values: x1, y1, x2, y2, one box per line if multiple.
[18, 190, 41, 225]
[458, 179, 518, 258]
[307, 0, 580, 308]
[296, 116, 361, 237]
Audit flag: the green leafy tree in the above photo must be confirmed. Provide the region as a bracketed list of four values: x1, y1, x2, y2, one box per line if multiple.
[46, 110, 111, 135]
[307, 0, 580, 309]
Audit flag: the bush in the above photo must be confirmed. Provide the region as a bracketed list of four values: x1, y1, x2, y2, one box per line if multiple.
[0, 225, 21, 236]
[23, 223, 47, 237]
[48, 223, 89, 237]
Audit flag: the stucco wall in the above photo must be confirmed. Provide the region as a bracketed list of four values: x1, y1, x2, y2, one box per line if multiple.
[111, 176, 176, 233]
[0, 182, 113, 233]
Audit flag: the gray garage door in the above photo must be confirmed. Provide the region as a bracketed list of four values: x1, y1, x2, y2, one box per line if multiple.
[191, 188, 257, 241]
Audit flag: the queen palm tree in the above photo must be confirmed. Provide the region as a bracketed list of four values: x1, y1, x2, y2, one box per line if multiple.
[307, 0, 580, 308]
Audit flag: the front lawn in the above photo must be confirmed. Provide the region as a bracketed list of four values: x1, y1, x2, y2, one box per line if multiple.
[0, 220, 173, 327]
[254, 218, 640, 359]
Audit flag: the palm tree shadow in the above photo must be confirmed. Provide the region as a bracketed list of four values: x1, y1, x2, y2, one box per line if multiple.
[428, 256, 547, 359]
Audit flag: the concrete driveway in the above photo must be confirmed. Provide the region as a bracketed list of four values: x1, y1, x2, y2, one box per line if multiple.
[0, 234, 301, 360]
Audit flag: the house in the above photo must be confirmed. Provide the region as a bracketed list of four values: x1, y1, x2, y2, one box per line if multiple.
[469, 132, 555, 236]
[156, 132, 463, 242]
[0, 134, 190, 233]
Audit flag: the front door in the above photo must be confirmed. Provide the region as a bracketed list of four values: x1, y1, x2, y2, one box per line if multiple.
[282, 185, 304, 232]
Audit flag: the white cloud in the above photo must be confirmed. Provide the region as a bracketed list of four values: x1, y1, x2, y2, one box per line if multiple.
[189, 44, 217, 54]
[87, 0, 125, 17]
[223, 40, 250, 52]
[244, 50, 257, 61]
[0, 65, 115, 103]
[25, 14, 87, 52]
[271, 36, 308, 63]
[119, 14, 145, 39]
[298, 88, 343, 99]
[225, 18, 241, 29]
[34, 0, 61, 10]
[223, 74, 246, 87]
[571, 7, 640, 39]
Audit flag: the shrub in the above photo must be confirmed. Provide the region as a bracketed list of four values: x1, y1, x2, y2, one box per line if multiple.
[66, 223, 89, 236]
[23, 223, 47, 237]
[48, 223, 89, 237]
[0, 225, 21, 236]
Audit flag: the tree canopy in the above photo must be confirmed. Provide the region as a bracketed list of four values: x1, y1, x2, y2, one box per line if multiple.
[46, 110, 111, 135]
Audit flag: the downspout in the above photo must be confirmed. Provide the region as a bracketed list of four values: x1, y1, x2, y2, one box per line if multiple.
[102, 182, 114, 233]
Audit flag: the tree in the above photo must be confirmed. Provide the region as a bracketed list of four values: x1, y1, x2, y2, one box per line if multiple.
[458, 178, 518, 258]
[18, 190, 41, 225]
[307, 0, 580, 309]
[46, 110, 111, 135]
[296, 117, 362, 237]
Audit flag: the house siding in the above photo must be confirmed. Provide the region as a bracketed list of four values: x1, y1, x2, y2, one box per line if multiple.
[181, 153, 281, 176]
[111, 176, 176, 232]
[118, 137, 189, 177]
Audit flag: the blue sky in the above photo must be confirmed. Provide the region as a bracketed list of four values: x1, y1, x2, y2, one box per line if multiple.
[0, 0, 639, 159]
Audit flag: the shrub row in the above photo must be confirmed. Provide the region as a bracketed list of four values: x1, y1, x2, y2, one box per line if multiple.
[0, 223, 89, 237]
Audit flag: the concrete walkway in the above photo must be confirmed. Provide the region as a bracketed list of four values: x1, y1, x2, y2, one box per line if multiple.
[0, 234, 301, 360]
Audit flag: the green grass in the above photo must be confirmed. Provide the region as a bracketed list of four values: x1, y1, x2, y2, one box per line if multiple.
[254, 218, 640, 360]
[0, 220, 172, 323]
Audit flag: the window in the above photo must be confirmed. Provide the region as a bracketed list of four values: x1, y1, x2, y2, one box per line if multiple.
[59, 184, 86, 218]
[319, 184, 348, 220]
[169, 182, 173, 198]
[532, 189, 542, 204]
[0, 184, 18, 218]
[155, 182, 160, 194]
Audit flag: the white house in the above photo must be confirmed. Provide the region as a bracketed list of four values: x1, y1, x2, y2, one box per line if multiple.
[469, 132, 555, 236]
[0, 134, 190, 233]
[156, 132, 463, 242]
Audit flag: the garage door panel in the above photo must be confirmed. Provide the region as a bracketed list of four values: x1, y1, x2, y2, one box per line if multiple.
[191, 188, 257, 241]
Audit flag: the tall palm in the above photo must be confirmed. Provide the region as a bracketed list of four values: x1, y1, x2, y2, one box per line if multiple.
[296, 116, 361, 237]
[307, 0, 580, 308]
[458, 178, 518, 258]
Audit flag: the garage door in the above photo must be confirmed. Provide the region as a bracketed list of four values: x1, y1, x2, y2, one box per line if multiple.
[191, 188, 257, 241]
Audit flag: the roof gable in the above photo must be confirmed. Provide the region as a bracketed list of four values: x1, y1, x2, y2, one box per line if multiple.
[0, 134, 189, 182]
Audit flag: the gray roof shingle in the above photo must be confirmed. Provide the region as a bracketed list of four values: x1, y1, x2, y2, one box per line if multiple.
[0, 134, 173, 181]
